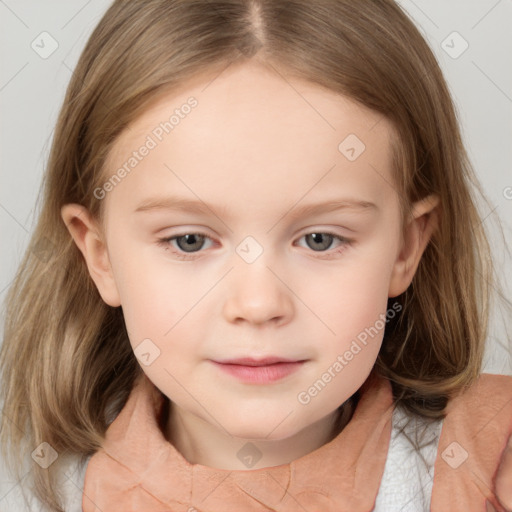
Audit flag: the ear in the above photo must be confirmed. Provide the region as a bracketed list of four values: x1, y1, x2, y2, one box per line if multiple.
[61, 203, 121, 307]
[388, 194, 440, 298]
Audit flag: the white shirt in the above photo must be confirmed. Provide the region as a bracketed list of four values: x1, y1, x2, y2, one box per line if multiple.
[0, 405, 443, 511]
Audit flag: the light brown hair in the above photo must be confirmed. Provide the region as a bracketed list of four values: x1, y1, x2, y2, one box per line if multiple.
[1, 0, 510, 510]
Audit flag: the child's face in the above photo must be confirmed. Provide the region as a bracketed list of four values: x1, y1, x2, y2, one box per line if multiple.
[66, 60, 435, 444]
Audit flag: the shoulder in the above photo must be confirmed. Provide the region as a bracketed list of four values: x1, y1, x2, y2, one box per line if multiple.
[448, 372, 512, 410]
[375, 372, 512, 511]
[439, 372, 512, 448]
[431, 372, 512, 509]
[0, 451, 91, 512]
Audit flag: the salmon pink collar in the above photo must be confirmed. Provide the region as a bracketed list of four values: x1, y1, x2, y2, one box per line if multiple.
[82, 369, 394, 512]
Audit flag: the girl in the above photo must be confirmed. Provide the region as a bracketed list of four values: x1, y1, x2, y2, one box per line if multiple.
[1, 0, 511, 511]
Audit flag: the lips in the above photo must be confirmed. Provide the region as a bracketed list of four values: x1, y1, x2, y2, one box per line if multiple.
[213, 356, 304, 366]
[210, 357, 307, 384]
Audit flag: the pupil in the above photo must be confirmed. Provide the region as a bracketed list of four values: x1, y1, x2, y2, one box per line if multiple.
[178, 234, 204, 252]
[308, 233, 332, 251]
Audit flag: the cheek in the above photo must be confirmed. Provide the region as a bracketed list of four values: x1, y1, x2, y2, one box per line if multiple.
[108, 240, 212, 364]
[308, 263, 393, 407]
[308, 241, 398, 389]
[106, 238, 176, 341]
[320, 251, 396, 337]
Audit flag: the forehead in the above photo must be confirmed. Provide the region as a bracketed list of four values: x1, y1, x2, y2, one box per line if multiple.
[103, 60, 398, 219]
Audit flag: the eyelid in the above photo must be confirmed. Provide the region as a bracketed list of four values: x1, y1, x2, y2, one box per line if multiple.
[156, 227, 354, 260]
[157, 231, 215, 260]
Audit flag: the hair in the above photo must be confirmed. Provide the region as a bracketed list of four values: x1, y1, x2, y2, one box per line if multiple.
[1, 0, 510, 510]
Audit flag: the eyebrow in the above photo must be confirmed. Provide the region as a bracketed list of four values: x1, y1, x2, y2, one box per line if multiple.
[134, 195, 379, 219]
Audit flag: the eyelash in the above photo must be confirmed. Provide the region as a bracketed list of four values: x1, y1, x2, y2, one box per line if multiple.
[156, 231, 353, 261]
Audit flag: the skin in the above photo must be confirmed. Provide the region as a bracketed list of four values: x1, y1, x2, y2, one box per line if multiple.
[494, 434, 512, 511]
[62, 58, 442, 470]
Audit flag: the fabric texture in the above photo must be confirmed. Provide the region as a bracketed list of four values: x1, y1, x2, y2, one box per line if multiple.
[373, 404, 443, 510]
[1, 372, 510, 511]
[82, 369, 395, 512]
[431, 373, 512, 511]
[81, 371, 512, 512]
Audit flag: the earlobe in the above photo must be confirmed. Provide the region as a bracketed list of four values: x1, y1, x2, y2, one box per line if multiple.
[388, 194, 440, 298]
[60, 204, 121, 307]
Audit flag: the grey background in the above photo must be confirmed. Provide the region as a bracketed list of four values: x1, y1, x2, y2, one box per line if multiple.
[1, 0, 511, 375]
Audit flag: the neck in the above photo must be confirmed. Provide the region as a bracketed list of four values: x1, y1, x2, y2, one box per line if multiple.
[164, 398, 356, 470]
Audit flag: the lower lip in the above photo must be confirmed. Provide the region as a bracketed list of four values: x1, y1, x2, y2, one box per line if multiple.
[211, 361, 305, 384]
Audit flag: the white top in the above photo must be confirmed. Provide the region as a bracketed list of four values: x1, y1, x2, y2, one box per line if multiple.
[0, 405, 443, 511]
[374, 405, 444, 511]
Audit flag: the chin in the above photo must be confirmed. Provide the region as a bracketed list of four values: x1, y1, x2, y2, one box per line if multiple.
[225, 416, 302, 442]
[231, 426, 296, 442]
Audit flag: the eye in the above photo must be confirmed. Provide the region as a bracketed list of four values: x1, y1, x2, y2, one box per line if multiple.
[157, 232, 214, 260]
[157, 230, 353, 260]
[295, 232, 352, 258]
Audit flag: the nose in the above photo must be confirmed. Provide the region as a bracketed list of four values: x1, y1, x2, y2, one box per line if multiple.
[222, 258, 294, 326]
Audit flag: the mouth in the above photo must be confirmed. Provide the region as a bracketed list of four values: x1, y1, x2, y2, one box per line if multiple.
[210, 356, 308, 384]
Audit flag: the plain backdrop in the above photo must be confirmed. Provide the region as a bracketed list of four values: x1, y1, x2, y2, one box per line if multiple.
[1, 0, 511, 377]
